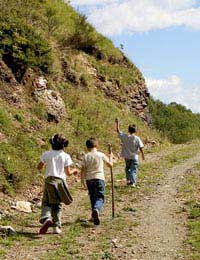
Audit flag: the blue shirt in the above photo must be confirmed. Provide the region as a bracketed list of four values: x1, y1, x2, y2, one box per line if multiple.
[118, 132, 144, 160]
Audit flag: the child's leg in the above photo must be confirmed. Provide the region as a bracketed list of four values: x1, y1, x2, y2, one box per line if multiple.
[51, 203, 62, 228]
[40, 185, 52, 224]
[87, 179, 105, 225]
[93, 180, 105, 213]
[91, 180, 105, 225]
[40, 203, 52, 223]
[86, 180, 96, 211]
[39, 185, 53, 234]
[125, 159, 132, 183]
[129, 159, 139, 184]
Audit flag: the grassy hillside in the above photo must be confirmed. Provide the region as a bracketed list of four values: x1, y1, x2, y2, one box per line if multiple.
[0, 0, 140, 82]
[0, 0, 163, 195]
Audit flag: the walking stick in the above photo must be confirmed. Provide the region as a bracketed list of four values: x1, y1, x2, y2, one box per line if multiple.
[108, 144, 115, 218]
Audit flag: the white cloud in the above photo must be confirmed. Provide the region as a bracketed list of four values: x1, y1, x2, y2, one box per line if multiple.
[70, 0, 196, 8]
[70, 0, 200, 35]
[146, 75, 200, 113]
[68, 0, 116, 6]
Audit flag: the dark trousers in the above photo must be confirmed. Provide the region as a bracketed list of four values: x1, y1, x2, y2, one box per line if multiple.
[86, 179, 105, 214]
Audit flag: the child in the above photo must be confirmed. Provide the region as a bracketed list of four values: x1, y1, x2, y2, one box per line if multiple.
[81, 138, 113, 225]
[37, 134, 77, 234]
[115, 118, 145, 187]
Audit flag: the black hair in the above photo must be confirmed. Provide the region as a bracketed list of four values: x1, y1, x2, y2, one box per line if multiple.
[86, 138, 98, 149]
[50, 134, 69, 150]
[128, 124, 136, 134]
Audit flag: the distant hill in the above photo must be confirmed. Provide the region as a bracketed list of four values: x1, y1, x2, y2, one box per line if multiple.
[148, 99, 200, 143]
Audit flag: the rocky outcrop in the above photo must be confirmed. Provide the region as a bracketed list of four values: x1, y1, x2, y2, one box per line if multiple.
[43, 90, 66, 123]
[1, 51, 151, 124]
[22, 68, 47, 96]
[73, 53, 151, 124]
[22, 68, 66, 123]
[0, 60, 23, 105]
[0, 63, 66, 123]
[0, 60, 17, 85]
[97, 79, 151, 124]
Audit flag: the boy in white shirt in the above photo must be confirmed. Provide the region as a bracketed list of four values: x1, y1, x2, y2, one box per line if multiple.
[115, 118, 145, 187]
[37, 134, 77, 234]
[81, 138, 113, 225]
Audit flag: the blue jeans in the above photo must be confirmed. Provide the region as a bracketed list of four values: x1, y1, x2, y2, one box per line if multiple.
[86, 179, 105, 214]
[125, 159, 139, 184]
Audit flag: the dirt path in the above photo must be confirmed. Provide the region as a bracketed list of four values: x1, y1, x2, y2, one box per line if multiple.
[130, 153, 200, 260]
[2, 147, 200, 260]
[3, 190, 88, 260]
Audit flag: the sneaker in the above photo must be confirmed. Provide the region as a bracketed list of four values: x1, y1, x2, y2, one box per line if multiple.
[131, 183, 136, 188]
[53, 226, 62, 234]
[39, 219, 53, 234]
[92, 209, 100, 225]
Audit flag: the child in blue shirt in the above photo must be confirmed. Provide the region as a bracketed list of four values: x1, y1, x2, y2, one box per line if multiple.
[115, 119, 145, 187]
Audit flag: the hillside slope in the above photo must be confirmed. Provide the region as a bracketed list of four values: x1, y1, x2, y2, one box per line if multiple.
[0, 0, 163, 194]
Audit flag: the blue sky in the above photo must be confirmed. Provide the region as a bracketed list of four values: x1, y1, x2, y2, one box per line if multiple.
[112, 28, 200, 81]
[70, 0, 200, 113]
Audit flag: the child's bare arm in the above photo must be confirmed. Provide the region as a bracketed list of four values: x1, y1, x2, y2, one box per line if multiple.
[106, 153, 113, 168]
[65, 166, 78, 176]
[37, 162, 44, 171]
[139, 147, 145, 160]
[81, 167, 87, 188]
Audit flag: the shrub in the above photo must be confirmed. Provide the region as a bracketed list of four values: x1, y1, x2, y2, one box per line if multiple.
[0, 18, 52, 81]
[14, 113, 23, 123]
[148, 99, 200, 143]
[68, 14, 98, 52]
[79, 73, 88, 87]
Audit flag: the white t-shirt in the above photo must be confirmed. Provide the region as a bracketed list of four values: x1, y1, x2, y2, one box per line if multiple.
[82, 149, 110, 181]
[118, 132, 144, 160]
[40, 150, 73, 180]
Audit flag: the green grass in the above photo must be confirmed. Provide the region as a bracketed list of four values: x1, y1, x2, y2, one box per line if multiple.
[90, 56, 143, 87]
[42, 223, 85, 260]
[179, 162, 200, 259]
[0, 248, 6, 257]
[194, 163, 200, 171]
[0, 106, 13, 135]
